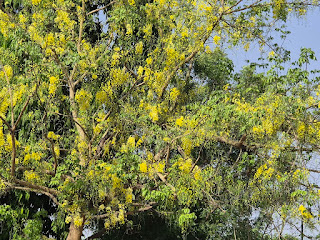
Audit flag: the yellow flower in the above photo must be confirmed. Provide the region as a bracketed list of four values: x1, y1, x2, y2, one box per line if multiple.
[170, 88, 180, 101]
[299, 205, 313, 219]
[75, 89, 93, 111]
[135, 42, 143, 55]
[137, 66, 144, 76]
[297, 122, 306, 138]
[49, 76, 59, 95]
[139, 161, 148, 173]
[24, 170, 40, 183]
[65, 216, 72, 224]
[149, 106, 158, 122]
[73, 214, 83, 227]
[269, 51, 275, 57]
[213, 35, 221, 45]
[128, 0, 135, 5]
[146, 57, 153, 65]
[127, 136, 135, 148]
[176, 116, 184, 127]
[32, 0, 41, 5]
[125, 188, 133, 203]
[3, 65, 13, 80]
[47, 131, 59, 140]
[126, 24, 133, 35]
[46, 33, 55, 46]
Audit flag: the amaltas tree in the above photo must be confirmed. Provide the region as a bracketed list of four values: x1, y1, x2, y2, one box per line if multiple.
[0, 0, 320, 239]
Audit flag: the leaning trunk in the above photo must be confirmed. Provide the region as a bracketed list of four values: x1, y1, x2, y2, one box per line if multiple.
[66, 221, 84, 240]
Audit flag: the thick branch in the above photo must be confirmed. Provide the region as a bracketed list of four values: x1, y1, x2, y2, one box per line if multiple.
[45, 136, 58, 175]
[157, 172, 175, 192]
[16, 166, 74, 182]
[5, 183, 59, 205]
[77, 0, 85, 53]
[86, 1, 116, 15]
[13, 178, 59, 196]
[214, 134, 256, 152]
[10, 133, 16, 176]
[86, 229, 106, 240]
[13, 93, 33, 130]
[0, 115, 12, 131]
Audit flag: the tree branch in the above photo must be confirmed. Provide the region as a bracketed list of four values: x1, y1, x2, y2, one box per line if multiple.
[86, 1, 116, 15]
[4, 181, 59, 206]
[0, 115, 12, 132]
[157, 172, 175, 192]
[86, 229, 106, 240]
[13, 178, 59, 196]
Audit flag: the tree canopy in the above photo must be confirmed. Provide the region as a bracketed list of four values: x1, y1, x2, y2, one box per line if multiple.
[0, 0, 320, 239]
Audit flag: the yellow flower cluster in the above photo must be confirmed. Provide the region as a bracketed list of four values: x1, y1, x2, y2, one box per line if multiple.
[75, 89, 93, 111]
[47, 131, 60, 140]
[24, 170, 40, 183]
[18, 14, 28, 28]
[32, 0, 41, 5]
[213, 35, 221, 45]
[170, 87, 180, 101]
[127, 136, 135, 149]
[3, 65, 13, 80]
[297, 122, 306, 139]
[111, 174, 122, 189]
[175, 158, 193, 173]
[96, 84, 112, 104]
[73, 214, 84, 227]
[193, 166, 202, 180]
[176, 116, 184, 127]
[255, 163, 275, 180]
[4, 134, 17, 152]
[125, 188, 133, 203]
[149, 105, 159, 122]
[0, 179, 6, 190]
[181, 137, 192, 155]
[126, 24, 133, 35]
[93, 124, 103, 135]
[0, 10, 15, 37]
[48, 76, 59, 95]
[299, 205, 313, 219]
[55, 10, 75, 32]
[104, 207, 126, 229]
[139, 161, 148, 173]
[24, 152, 42, 164]
[128, 0, 135, 6]
[143, 24, 152, 38]
[110, 68, 130, 87]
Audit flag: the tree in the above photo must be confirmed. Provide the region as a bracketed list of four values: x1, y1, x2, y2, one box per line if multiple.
[0, 0, 319, 239]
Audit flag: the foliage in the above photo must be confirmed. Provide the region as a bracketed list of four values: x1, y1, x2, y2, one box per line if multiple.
[0, 0, 319, 239]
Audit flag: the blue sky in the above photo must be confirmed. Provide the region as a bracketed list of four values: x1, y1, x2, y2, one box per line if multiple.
[226, 8, 320, 72]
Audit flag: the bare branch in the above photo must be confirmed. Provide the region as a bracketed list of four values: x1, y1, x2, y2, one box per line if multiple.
[4, 181, 59, 205]
[157, 172, 176, 192]
[77, 0, 85, 53]
[86, 1, 116, 15]
[14, 81, 39, 130]
[0, 115, 12, 132]
[13, 178, 59, 196]
[74, 71, 87, 86]
[45, 136, 58, 175]
[86, 229, 106, 240]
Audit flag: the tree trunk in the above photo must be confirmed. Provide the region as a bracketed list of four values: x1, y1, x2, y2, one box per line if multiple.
[66, 221, 84, 240]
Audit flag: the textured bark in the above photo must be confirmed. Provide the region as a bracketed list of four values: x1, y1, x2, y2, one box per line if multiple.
[66, 222, 84, 240]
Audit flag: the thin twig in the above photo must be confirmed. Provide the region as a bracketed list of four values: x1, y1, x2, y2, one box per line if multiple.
[86, 1, 117, 15]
